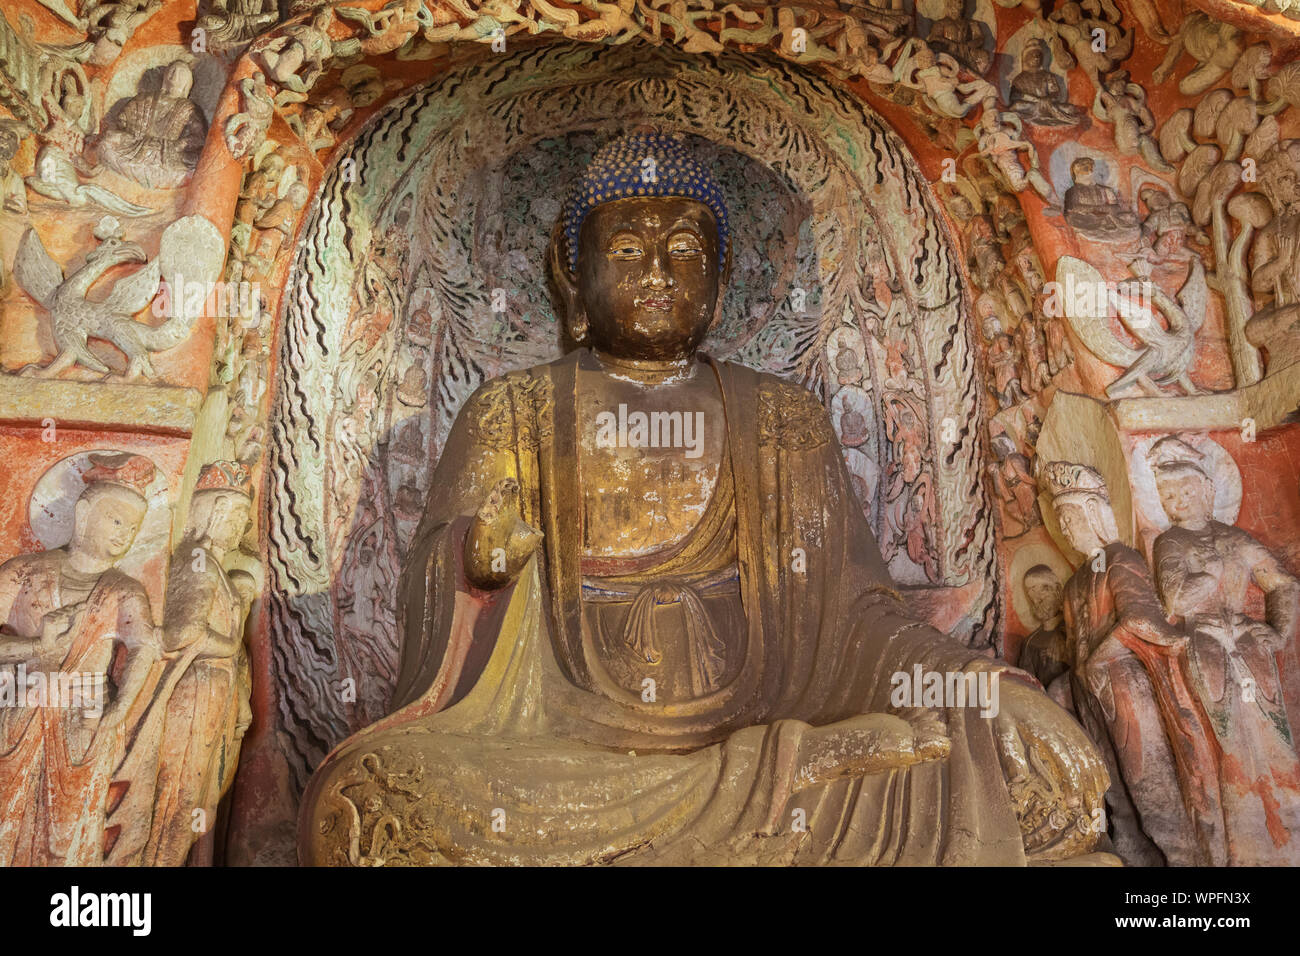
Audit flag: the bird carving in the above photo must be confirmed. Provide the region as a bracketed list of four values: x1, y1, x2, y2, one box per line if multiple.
[13, 214, 224, 380]
[1056, 254, 1208, 398]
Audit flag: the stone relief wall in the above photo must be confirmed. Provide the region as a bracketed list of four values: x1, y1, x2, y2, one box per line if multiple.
[0, 0, 1293, 866]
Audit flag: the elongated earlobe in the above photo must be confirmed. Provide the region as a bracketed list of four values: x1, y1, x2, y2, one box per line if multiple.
[548, 223, 583, 336]
[570, 308, 590, 344]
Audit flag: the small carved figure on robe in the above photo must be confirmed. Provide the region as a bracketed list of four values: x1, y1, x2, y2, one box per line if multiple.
[300, 131, 1110, 867]
[336, 0, 429, 56]
[1047, 0, 1132, 96]
[977, 110, 1055, 202]
[1063, 157, 1140, 242]
[251, 181, 310, 261]
[987, 434, 1039, 537]
[0, 122, 28, 216]
[254, 9, 337, 106]
[950, 194, 1004, 287]
[983, 317, 1029, 408]
[235, 150, 288, 229]
[1017, 564, 1070, 703]
[289, 105, 336, 154]
[197, 0, 280, 54]
[1148, 437, 1300, 865]
[0, 453, 161, 865]
[1043, 460, 1222, 867]
[225, 72, 275, 161]
[1042, 312, 1075, 377]
[1245, 141, 1300, 372]
[1015, 313, 1052, 393]
[84, 0, 164, 65]
[1008, 39, 1084, 128]
[1138, 187, 1206, 260]
[1092, 72, 1173, 173]
[892, 39, 993, 119]
[925, 0, 990, 74]
[41, 69, 97, 159]
[97, 61, 207, 190]
[396, 364, 430, 408]
[141, 462, 256, 866]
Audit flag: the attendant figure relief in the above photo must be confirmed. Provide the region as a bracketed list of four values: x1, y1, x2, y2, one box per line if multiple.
[1043, 460, 1223, 866]
[1148, 436, 1300, 865]
[0, 453, 162, 865]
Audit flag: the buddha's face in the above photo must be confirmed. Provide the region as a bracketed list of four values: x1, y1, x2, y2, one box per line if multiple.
[576, 196, 724, 362]
[1156, 470, 1213, 527]
[74, 486, 148, 563]
[163, 65, 192, 99]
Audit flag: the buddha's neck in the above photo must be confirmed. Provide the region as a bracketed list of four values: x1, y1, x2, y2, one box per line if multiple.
[589, 348, 699, 387]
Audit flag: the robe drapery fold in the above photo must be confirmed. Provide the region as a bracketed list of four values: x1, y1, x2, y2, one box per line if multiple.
[303, 350, 1049, 865]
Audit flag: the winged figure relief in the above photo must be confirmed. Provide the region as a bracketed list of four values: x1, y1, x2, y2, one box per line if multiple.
[13, 214, 225, 380]
[25, 145, 153, 216]
[1055, 254, 1208, 398]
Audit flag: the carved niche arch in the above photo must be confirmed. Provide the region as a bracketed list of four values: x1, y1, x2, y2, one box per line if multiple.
[263, 40, 998, 785]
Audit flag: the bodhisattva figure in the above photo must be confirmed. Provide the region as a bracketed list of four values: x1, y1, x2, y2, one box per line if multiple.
[1008, 39, 1084, 128]
[97, 60, 207, 190]
[0, 453, 160, 865]
[1148, 437, 1300, 864]
[300, 133, 1108, 866]
[140, 462, 256, 866]
[1043, 460, 1222, 866]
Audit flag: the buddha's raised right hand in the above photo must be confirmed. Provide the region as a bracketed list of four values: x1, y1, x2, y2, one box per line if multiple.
[463, 477, 544, 590]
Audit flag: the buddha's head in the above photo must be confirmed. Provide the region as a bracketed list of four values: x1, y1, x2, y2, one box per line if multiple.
[162, 60, 194, 100]
[1148, 437, 1214, 529]
[1021, 39, 1047, 72]
[1070, 157, 1096, 186]
[70, 453, 156, 565]
[553, 131, 732, 362]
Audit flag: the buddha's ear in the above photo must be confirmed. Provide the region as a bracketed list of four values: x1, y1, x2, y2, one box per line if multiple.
[721, 241, 733, 288]
[547, 224, 581, 324]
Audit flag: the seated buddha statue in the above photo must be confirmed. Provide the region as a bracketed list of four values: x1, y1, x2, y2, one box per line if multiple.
[299, 132, 1110, 866]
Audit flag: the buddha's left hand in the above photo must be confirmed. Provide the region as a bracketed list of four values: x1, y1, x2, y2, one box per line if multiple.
[968, 661, 1109, 858]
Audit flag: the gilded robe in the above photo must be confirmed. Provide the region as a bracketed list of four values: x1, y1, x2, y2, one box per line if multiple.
[301, 351, 1100, 866]
[0, 552, 156, 865]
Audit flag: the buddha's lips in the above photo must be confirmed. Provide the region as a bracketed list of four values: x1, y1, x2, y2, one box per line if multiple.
[636, 293, 675, 311]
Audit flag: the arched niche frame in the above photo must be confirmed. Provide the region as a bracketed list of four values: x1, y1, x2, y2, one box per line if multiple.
[256, 40, 998, 787]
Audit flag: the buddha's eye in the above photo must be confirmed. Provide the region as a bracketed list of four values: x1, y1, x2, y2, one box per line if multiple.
[668, 232, 703, 259]
[607, 235, 643, 259]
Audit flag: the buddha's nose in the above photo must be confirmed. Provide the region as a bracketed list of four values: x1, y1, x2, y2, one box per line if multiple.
[642, 252, 672, 289]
